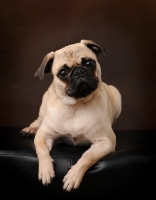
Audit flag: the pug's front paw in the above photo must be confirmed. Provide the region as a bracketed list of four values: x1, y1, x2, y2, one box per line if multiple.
[39, 158, 55, 185]
[63, 165, 83, 192]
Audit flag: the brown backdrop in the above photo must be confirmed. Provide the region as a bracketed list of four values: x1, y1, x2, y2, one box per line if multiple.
[0, 0, 156, 130]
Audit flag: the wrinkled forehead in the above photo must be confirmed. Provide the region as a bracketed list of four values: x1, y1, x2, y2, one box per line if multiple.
[53, 43, 96, 68]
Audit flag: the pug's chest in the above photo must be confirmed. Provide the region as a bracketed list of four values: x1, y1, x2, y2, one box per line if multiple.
[47, 106, 100, 144]
[52, 114, 91, 136]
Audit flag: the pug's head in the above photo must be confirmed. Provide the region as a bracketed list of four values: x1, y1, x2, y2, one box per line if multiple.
[35, 40, 109, 104]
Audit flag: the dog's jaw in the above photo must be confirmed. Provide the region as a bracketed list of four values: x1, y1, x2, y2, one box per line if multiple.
[66, 80, 99, 99]
[54, 80, 100, 105]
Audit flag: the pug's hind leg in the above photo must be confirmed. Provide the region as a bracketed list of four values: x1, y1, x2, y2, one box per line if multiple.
[20, 117, 42, 137]
[34, 130, 55, 185]
[21, 91, 48, 137]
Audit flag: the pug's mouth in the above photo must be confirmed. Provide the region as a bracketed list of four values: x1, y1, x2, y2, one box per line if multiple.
[66, 79, 98, 99]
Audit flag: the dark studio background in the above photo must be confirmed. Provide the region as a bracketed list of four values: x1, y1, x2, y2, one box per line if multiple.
[0, 0, 156, 130]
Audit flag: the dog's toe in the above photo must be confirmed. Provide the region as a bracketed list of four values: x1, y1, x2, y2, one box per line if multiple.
[62, 167, 82, 192]
[20, 127, 36, 137]
[39, 174, 53, 185]
[39, 172, 55, 185]
[63, 179, 79, 192]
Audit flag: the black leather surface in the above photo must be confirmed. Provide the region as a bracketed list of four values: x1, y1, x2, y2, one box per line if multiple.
[0, 127, 156, 199]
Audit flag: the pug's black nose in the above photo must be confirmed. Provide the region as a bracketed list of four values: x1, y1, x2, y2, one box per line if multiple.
[73, 68, 85, 78]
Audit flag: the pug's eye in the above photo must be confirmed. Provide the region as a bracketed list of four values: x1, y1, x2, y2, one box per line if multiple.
[81, 58, 96, 70]
[58, 65, 70, 79]
[59, 69, 68, 78]
[85, 60, 95, 66]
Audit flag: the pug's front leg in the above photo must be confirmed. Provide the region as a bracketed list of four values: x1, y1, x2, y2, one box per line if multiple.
[34, 130, 55, 185]
[63, 137, 115, 192]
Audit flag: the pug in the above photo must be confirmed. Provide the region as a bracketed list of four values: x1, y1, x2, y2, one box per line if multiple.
[21, 40, 122, 192]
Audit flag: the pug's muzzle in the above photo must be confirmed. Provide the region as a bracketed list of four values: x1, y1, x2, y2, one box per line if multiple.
[66, 66, 99, 99]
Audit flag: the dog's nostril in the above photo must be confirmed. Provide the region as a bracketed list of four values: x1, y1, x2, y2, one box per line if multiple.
[75, 71, 79, 77]
[80, 69, 85, 77]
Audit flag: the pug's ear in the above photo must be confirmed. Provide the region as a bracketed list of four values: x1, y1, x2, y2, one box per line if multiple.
[34, 52, 55, 81]
[81, 39, 109, 58]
